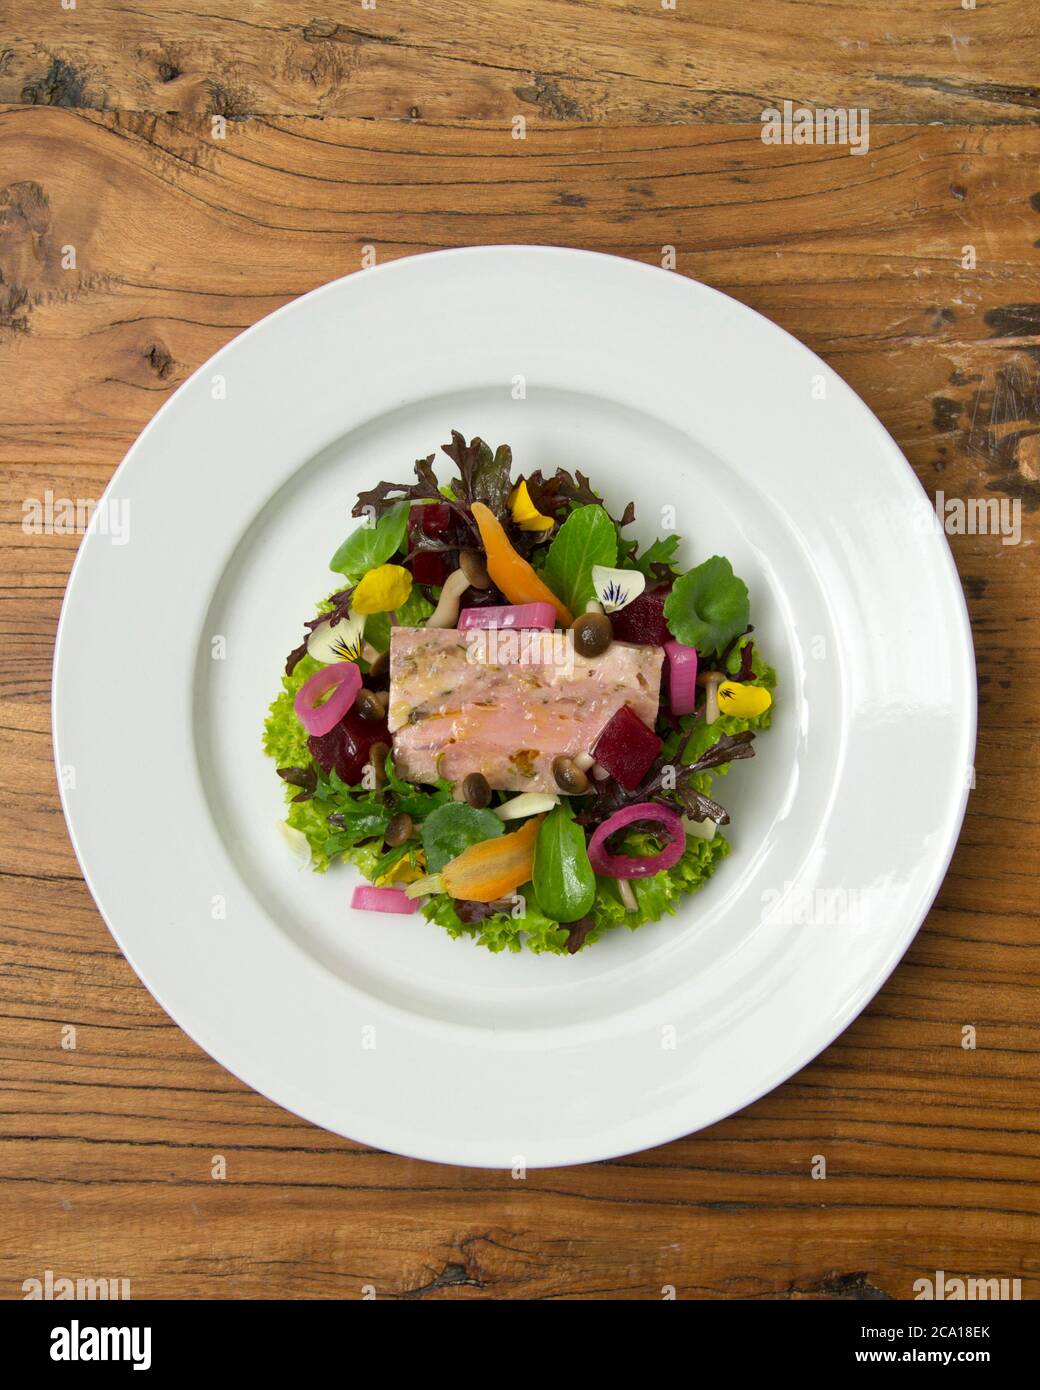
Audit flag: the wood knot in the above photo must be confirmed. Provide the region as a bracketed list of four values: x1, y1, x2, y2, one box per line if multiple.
[145, 343, 176, 379]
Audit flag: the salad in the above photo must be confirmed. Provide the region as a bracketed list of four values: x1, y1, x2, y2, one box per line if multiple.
[264, 432, 776, 955]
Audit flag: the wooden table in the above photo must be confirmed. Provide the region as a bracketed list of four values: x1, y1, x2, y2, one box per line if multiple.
[1, 2, 1037, 1301]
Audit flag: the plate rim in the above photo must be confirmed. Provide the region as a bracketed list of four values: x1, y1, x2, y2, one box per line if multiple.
[52, 245, 977, 1166]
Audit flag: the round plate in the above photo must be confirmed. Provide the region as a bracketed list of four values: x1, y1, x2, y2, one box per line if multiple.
[53, 247, 975, 1168]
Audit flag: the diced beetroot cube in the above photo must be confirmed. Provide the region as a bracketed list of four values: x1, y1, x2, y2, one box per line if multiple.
[409, 502, 453, 540]
[410, 549, 448, 586]
[308, 704, 390, 786]
[609, 584, 672, 646]
[592, 704, 662, 790]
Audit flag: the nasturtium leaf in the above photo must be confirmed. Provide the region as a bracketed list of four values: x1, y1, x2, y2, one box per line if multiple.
[421, 801, 504, 873]
[663, 555, 750, 655]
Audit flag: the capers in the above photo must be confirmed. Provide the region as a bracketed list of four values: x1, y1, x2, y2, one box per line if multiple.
[462, 771, 492, 808]
[552, 755, 590, 795]
[384, 811, 413, 847]
[367, 741, 390, 785]
[570, 610, 613, 658]
[356, 688, 386, 721]
[459, 548, 492, 590]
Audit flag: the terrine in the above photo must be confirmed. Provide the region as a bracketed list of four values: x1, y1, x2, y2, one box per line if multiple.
[388, 626, 663, 792]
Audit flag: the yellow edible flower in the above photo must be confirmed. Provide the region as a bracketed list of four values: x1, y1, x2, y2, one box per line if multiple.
[351, 563, 413, 615]
[509, 480, 555, 532]
[376, 849, 426, 886]
[717, 681, 772, 719]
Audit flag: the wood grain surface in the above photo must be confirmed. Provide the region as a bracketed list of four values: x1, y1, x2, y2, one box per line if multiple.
[1, 1, 1038, 1302]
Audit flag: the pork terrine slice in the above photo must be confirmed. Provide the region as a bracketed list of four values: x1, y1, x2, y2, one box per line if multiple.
[388, 626, 663, 792]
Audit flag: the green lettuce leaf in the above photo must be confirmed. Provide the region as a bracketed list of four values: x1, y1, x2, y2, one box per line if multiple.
[540, 504, 617, 615]
[329, 498, 410, 577]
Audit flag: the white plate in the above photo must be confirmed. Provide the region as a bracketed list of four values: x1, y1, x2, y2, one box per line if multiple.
[53, 247, 975, 1168]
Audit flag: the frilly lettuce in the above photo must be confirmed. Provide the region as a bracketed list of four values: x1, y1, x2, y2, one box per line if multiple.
[421, 834, 730, 955]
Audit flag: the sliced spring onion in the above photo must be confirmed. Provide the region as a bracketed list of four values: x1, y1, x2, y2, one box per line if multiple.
[493, 792, 559, 820]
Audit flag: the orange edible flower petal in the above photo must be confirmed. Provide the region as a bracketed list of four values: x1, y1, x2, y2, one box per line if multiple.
[440, 814, 544, 902]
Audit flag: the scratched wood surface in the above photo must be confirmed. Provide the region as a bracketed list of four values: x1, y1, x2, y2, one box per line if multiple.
[1, 3, 1039, 1302]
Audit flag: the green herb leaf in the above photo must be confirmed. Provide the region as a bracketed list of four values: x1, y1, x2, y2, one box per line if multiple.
[532, 803, 596, 924]
[540, 504, 617, 616]
[664, 555, 750, 655]
[330, 498, 410, 577]
[632, 533, 682, 579]
[421, 801, 504, 873]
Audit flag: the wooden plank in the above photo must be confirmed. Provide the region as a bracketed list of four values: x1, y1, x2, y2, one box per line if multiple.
[1, 0, 1039, 124]
[1, 106, 1038, 1299]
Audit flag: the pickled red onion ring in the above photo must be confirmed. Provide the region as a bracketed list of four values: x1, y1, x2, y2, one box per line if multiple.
[587, 801, 686, 879]
[294, 660, 362, 736]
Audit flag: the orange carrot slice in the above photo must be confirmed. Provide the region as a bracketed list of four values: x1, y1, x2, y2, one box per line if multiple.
[470, 502, 574, 626]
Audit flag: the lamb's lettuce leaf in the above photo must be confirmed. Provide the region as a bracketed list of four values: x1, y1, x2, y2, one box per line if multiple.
[421, 834, 729, 955]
